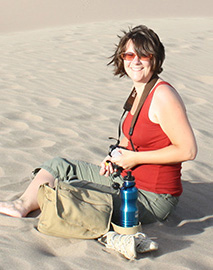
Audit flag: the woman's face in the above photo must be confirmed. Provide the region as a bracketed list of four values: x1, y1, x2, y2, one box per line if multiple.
[123, 40, 153, 85]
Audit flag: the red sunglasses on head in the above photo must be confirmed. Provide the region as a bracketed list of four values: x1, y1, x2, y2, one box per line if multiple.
[121, 52, 152, 61]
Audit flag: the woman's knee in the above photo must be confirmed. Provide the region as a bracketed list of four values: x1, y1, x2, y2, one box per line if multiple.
[34, 156, 70, 180]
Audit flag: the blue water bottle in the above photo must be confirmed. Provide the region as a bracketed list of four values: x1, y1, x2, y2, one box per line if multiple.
[120, 171, 138, 227]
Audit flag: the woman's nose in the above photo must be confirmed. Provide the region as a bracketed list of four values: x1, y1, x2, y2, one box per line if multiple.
[132, 55, 141, 63]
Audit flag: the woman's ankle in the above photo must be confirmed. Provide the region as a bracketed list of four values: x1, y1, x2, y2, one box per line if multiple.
[0, 199, 28, 218]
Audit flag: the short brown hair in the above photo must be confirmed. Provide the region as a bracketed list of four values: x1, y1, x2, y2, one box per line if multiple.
[108, 25, 165, 77]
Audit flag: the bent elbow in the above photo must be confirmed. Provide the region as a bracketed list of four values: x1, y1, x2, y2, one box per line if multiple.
[188, 150, 197, 161]
[186, 144, 198, 161]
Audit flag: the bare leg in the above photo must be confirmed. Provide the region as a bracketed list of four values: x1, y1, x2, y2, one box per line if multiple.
[0, 169, 55, 218]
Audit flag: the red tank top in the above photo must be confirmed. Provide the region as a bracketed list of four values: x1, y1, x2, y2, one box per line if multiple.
[121, 82, 182, 196]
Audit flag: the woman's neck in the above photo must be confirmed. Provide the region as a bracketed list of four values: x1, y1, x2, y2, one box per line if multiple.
[133, 73, 157, 97]
[134, 84, 146, 97]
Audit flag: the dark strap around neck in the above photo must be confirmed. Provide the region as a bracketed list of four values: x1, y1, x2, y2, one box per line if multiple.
[123, 87, 137, 112]
[129, 76, 158, 136]
[109, 75, 158, 149]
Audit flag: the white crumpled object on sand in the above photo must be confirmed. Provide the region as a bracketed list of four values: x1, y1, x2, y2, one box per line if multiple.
[98, 231, 158, 260]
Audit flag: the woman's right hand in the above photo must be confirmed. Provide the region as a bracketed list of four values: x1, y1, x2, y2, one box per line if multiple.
[99, 155, 115, 176]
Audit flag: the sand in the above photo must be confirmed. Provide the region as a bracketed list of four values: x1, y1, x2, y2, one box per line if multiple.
[0, 1, 212, 269]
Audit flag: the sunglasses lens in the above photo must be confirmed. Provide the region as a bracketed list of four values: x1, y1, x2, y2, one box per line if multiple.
[121, 53, 135, 61]
[141, 56, 151, 61]
[121, 53, 151, 61]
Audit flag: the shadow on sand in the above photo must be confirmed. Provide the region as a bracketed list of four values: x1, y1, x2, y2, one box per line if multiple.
[138, 180, 213, 259]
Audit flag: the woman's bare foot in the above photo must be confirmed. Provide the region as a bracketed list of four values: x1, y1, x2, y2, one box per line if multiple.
[0, 199, 29, 218]
[0, 169, 55, 218]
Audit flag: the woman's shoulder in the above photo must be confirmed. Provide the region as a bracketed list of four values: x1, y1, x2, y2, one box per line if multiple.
[154, 79, 175, 93]
[154, 79, 172, 89]
[152, 79, 186, 111]
[154, 79, 182, 100]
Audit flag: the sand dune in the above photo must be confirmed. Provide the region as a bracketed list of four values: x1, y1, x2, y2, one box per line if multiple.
[0, 0, 212, 33]
[0, 2, 212, 269]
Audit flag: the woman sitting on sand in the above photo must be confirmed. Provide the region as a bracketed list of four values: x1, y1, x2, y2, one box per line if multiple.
[0, 25, 197, 224]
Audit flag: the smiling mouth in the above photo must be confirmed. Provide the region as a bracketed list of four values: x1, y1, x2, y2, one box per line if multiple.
[131, 67, 143, 71]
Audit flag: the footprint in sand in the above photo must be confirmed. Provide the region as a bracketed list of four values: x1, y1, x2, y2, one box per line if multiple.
[53, 127, 78, 137]
[0, 111, 43, 134]
[0, 116, 29, 133]
[34, 97, 61, 107]
[14, 137, 56, 149]
[19, 111, 43, 122]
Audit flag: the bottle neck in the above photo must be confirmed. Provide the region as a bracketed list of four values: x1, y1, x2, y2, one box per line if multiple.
[123, 181, 135, 188]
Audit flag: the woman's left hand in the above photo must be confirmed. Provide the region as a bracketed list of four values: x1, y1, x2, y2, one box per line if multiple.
[111, 149, 139, 170]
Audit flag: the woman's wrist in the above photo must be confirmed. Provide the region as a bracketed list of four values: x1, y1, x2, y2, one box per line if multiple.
[134, 151, 144, 166]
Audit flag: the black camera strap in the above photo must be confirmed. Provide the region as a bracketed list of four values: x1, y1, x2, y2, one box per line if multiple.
[110, 74, 158, 151]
